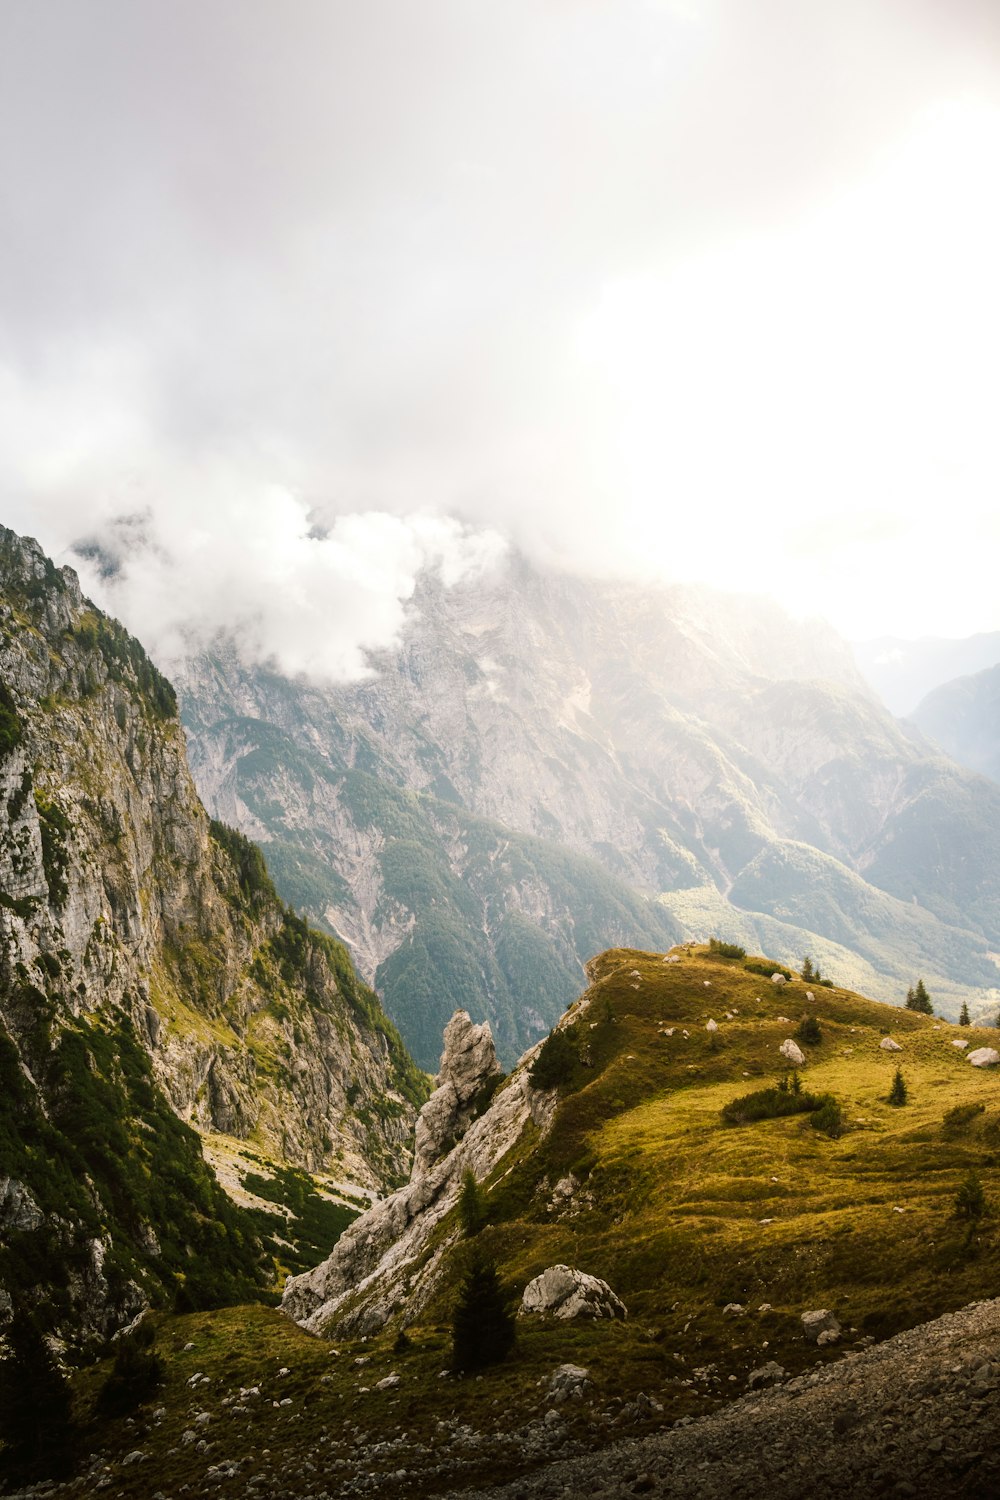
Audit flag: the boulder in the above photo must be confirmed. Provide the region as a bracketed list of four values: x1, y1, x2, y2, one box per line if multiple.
[521, 1265, 627, 1321]
[779, 1039, 805, 1066]
[968, 1048, 1000, 1068]
[802, 1309, 841, 1344]
[879, 1037, 903, 1052]
[771, 974, 787, 986]
[746, 1360, 787, 1389]
[706, 1019, 719, 1033]
[952, 1039, 970, 1050]
[545, 1363, 591, 1402]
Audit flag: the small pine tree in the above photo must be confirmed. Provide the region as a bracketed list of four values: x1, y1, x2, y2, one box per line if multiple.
[801, 956, 815, 981]
[906, 979, 933, 1016]
[887, 1067, 908, 1106]
[954, 1170, 990, 1221]
[528, 1027, 578, 1091]
[959, 1001, 971, 1026]
[457, 1169, 487, 1237]
[0, 1313, 76, 1484]
[790, 1071, 802, 1096]
[451, 1255, 516, 1372]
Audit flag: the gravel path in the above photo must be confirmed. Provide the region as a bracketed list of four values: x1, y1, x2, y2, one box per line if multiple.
[440, 1299, 1000, 1500]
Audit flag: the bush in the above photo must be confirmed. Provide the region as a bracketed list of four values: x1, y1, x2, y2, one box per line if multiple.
[722, 1083, 821, 1126]
[809, 1096, 844, 1138]
[709, 937, 746, 960]
[528, 1026, 579, 1091]
[744, 959, 793, 981]
[451, 1255, 516, 1371]
[942, 1102, 986, 1138]
[96, 1321, 164, 1417]
[796, 1016, 823, 1047]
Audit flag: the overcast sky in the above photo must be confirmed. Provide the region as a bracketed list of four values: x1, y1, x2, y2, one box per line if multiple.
[2, 0, 999, 676]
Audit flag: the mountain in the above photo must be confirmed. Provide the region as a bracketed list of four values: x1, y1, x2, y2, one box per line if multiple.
[0, 527, 425, 1353]
[176, 555, 1000, 1064]
[853, 632, 1000, 717]
[44, 945, 1000, 1499]
[911, 663, 1000, 785]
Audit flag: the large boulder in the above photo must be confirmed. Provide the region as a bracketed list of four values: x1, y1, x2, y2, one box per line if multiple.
[968, 1048, 1000, 1068]
[411, 1011, 503, 1177]
[880, 1037, 903, 1052]
[779, 1039, 805, 1066]
[521, 1265, 627, 1321]
[801, 1308, 841, 1344]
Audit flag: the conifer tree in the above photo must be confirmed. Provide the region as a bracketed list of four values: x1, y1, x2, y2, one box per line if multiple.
[0, 1313, 76, 1484]
[959, 1001, 970, 1026]
[457, 1169, 487, 1237]
[905, 980, 933, 1015]
[451, 1254, 516, 1372]
[801, 956, 815, 981]
[887, 1066, 908, 1106]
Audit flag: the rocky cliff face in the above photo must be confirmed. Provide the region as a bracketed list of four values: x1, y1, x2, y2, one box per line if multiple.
[911, 662, 1000, 786]
[281, 1005, 554, 1338]
[178, 555, 1000, 1050]
[0, 526, 425, 1350]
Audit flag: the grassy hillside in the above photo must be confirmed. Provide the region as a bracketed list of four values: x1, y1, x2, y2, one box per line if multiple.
[47, 946, 1000, 1498]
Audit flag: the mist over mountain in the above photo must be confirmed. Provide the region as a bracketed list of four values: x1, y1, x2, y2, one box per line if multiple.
[853, 632, 1000, 717]
[177, 554, 1000, 1067]
[911, 662, 1000, 786]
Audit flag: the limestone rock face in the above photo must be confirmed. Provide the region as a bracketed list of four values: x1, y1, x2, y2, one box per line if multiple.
[0, 525, 423, 1351]
[411, 1011, 503, 1178]
[520, 1265, 627, 1321]
[281, 1025, 553, 1338]
[968, 1047, 1000, 1068]
[780, 1039, 805, 1066]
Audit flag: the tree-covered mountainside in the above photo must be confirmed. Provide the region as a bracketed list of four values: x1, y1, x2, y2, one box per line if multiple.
[911, 661, 1000, 786]
[178, 556, 1000, 1066]
[0, 526, 426, 1353]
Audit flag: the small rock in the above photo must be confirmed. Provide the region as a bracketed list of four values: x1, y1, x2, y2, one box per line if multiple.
[376, 1374, 402, 1390]
[771, 974, 787, 986]
[706, 1019, 719, 1033]
[121, 1450, 146, 1466]
[880, 1037, 903, 1052]
[746, 1361, 786, 1389]
[723, 1303, 745, 1316]
[952, 1039, 970, 1050]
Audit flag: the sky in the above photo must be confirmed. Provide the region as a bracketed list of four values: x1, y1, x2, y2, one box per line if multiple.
[2, 0, 999, 679]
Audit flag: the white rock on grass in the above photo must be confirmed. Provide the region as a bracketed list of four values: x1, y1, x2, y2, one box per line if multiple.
[968, 1048, 1000, 1068]
[545, 1364, 591, 1402]
[952, 1039, 970, 1050]
[706, 1019, 719, 1033]
[771, 974, 787, 986]
[879, 1037, 903, 1052]
[779, 1039, 805, 1066]
[521, 1265, 627, 1321]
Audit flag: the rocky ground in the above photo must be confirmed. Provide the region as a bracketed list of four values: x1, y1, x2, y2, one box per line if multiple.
[439, 1297, 1000, 1500]
[5, 1298, 1000, 1500]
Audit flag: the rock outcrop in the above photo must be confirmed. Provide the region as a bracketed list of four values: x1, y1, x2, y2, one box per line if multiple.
[281, 1016, 560, 1338]
[411, 1011, 503, 1178]
[521, 1266, 627, 1321]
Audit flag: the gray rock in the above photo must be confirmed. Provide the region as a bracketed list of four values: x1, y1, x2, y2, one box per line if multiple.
[546, 1363, 591, 1402]
[0, 1177, 44, 1233]
[411, 1011, 504, 1177]
[880, 1037, 903, 1052]
[779, 1039, 805, 1066]
[802, 1308, 841, 1343]
[746, 1360, 787, 1389]
[968, 1047, 1000, 1068]
[771, 974, 788, 986]
[521, 1265, 627, 1321]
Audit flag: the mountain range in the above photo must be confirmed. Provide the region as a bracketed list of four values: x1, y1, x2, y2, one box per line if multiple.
[176, 553, 1000, 1067]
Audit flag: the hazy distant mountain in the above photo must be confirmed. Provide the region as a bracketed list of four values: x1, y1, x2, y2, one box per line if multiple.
[177, 556, 1000, 1064]
[911, 663, 1000, 786]
[853, 633, 1000, 717]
